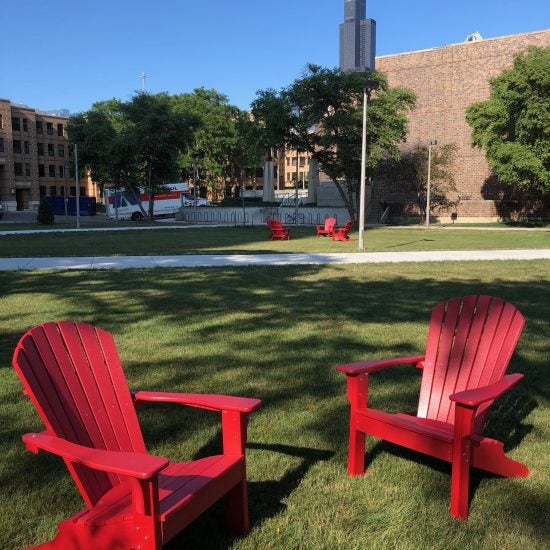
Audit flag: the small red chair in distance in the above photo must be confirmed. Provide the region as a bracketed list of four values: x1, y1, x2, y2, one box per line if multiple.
[12, 321, 262, 549]
[316, 217, 336, 237]
[332, 220, 353, 241]
[336, 295, 528, 519]
[267, 218, 291, 240]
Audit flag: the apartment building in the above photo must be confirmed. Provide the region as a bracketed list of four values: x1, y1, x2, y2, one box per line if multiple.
[0, 99, 95, 211]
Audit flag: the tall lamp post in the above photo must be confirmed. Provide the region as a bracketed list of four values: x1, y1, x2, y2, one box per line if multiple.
[358, 79, 379, 250]
[425, 140, 437, 229]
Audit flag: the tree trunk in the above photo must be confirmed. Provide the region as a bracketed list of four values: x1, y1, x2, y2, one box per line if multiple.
[332, 178, 357, 222]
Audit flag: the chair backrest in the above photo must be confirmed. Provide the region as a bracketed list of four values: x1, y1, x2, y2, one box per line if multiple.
[325, 218, 336, 230]
[418, 296, 525, 427]
[343, 221, 353, 231]
[12, 321, 146, 508]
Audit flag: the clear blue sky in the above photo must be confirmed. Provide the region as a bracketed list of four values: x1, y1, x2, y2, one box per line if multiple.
[2, 0, 548, 114]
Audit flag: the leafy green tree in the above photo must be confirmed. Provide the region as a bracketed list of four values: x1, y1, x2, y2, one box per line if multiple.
[69, 93, 198, 220]
[377, 143, 458, 217]
[466, 46, 550, 192]
[251, 64, 416, 220]
[172, 89, 262, 199]
[121, 92, 198, 219]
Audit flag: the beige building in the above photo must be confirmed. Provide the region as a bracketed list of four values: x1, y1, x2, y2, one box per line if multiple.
[0, 99, 97, 211]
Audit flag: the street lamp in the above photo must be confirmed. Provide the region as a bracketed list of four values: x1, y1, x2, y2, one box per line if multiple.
[425, 139, 437, 228]
[358, 79, 379, 250]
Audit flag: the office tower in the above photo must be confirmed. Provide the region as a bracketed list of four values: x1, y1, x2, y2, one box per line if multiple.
[339, 0, 376, 72]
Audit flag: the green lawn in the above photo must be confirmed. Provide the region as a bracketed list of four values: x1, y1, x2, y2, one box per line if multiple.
[1, 225, 549, 257]
[1, 261, 548, 549]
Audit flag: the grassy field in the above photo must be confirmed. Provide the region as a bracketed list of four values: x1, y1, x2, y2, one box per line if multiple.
[1, 225, 550, 257]
[0, 260, 549, 549]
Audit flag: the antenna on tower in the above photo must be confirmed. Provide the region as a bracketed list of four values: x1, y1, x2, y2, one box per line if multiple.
[141, 72, 147, 92]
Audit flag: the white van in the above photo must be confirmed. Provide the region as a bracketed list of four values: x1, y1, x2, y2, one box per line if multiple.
[104, 183, 193, 221]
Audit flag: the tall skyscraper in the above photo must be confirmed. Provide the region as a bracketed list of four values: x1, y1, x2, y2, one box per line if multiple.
[339, 0, 376, 72]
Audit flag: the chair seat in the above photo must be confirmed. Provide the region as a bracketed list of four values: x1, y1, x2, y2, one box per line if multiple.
[77, 455, 244, 538]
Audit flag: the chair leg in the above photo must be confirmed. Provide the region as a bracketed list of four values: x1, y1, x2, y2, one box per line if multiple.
[226, 479, 249, 534]
[348, 425, 366, 476]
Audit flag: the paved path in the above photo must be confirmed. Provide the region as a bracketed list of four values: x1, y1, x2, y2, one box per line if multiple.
[1, 249, 549, 271]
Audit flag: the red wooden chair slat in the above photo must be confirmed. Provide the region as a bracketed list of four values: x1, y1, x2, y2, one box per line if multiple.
[336, 295, 528, 520]
[332, 220, 353, 242]
[12, 321, 261, 549]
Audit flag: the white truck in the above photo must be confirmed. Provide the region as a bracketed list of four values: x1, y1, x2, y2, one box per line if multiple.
[104, 183, 206, 221]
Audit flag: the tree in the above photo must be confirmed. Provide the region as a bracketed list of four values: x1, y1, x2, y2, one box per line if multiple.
[69, 93, 198, 221]
[251, 64, 416, 220]
[466, 46, 550, 192]
[172, 89, 262, 199]
[377, 142, 458, 217]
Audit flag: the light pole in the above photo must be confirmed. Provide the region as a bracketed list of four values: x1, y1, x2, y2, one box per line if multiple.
[358, 79, 379, 250]
[74, 143, 80, 229]
[425, 140, 437, 228]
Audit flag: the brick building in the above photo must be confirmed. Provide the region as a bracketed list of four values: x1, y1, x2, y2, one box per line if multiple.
[0, 99, 97, 211]
[375, 29, 550, 221]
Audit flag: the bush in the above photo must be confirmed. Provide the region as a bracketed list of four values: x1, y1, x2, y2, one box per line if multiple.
[37, 198, 54, 225]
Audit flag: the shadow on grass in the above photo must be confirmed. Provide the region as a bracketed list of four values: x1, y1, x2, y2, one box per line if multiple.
[165, 442, 334, 550]
[1, 262, 548, 547]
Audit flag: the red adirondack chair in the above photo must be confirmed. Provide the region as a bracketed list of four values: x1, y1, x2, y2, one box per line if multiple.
[267, 218, 291, 240]
[316, 217, 336, 237]
[12, 321, 262, 549]
[332, 220, 353, 241]
[336, 295, 528, 519]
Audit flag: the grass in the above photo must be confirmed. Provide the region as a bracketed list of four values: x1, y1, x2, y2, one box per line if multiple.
[0, 225, 549, 257]
[0, 261, 549, 549]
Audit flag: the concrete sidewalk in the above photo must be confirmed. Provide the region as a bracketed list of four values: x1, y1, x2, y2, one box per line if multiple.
[1, 249, 549, 271]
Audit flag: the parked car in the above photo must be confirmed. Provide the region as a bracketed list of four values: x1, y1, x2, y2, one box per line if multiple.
[183, 194, 209, 207]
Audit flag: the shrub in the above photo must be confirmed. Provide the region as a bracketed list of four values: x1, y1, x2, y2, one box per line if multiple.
[37, 198, 54, 225]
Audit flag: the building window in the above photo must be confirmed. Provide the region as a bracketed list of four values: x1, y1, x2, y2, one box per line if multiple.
[47, 122, 54, 135]
[38, 164, 45, 177]
[60, 186, 66, 196]
[58, 165, 64, 177]
[25, 163, 31, 177]
[14, 162, 23, 176]
[37, 143, 44, 156]
[12, 117, 21, 131]
[23, 118, 28, 132]
[291, 157, 297, 166]
[299, 157, 305, 167]
[0, 114, 3, 128]
[57, 123, 64, 136]
[48, 165, 56, 177]
[48, 143, 55, 156]
[58, 144, 65, 157]
[286, 157, 290, 166]
[0, 138, 4, 152]
[13, 140, 22, 154]
[39, 186, 47, 197]
[24, 141, 30, 154]
[50, 186, 57, 195]
[36, 121, 43, 134]
[70, 186, 76, 195]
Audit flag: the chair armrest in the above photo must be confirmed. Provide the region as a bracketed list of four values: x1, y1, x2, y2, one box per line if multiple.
[450, 373, 524, 408]
[22, 432, 168, 479]
[133, 391, 262, 413]
[336, 355, 425, 375]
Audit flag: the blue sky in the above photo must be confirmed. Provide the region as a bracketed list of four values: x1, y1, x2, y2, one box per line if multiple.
[2, 1, 548, 114]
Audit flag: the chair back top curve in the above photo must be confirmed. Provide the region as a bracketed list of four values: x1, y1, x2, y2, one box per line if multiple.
[418, 295, 525, 425]
[325, 218, 336, 230]
[12, 321, 147, 507]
